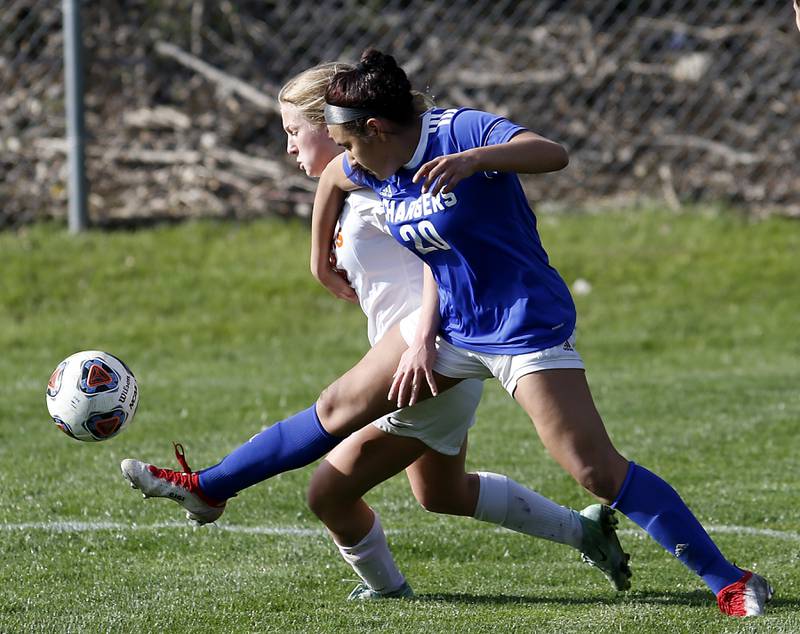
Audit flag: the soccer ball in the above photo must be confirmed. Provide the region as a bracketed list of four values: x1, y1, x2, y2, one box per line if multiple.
[45, 350, 139, 442]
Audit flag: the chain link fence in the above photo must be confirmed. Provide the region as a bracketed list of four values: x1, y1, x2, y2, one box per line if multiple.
[1, 1, 66, 225]
[2, 0, 799, 228]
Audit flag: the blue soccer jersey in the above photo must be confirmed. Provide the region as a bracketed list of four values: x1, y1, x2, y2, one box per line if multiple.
[342, 108, 576, 354]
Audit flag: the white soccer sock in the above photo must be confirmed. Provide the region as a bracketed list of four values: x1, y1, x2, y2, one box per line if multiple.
[334, 512, 406, 593]
[474, 471, 584, 549]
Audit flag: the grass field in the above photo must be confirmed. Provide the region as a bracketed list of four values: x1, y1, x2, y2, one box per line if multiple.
[1, 209, 798, 633]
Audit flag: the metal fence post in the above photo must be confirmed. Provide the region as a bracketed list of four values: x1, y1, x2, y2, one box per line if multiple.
[62, 0, 88, 233]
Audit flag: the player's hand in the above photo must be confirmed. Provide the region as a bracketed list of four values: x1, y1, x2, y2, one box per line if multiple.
[314, 253, 358, 303]
[388, 339, 438, 408]
[412, 150, 479, 197]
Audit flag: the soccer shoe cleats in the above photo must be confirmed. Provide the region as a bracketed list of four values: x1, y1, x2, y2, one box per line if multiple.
[120, 442, 226, 525]
[578, 504, 632, 591]
[717, 570, 773, 617]
[347, 581, 415, 601]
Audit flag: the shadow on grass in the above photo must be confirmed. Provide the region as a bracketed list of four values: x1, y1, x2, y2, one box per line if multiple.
[415, 590, 704, 608]
[417, 590, 799, 611]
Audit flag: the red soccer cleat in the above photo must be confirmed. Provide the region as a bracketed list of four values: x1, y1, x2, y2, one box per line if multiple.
[717, 570, 773, 617]
[121, 443, 226, 525]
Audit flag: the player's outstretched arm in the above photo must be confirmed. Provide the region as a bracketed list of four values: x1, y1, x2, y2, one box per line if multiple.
[310, 155, 360, 303]
[413, 130, 568, 197]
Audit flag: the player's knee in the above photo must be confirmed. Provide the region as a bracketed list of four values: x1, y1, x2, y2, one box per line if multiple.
[574, 464, 618, 502]
[315, 383, 340, 423]
[317, 381, 364, 431]
[307, 468, 337, 520]
[306, 482, 326, 520]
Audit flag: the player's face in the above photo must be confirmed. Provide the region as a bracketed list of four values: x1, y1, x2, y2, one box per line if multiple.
[327, 123, 397, 181]
[280, 102, 340, 178]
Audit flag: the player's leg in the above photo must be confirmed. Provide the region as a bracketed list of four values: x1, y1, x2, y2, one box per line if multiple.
[513, 369, 628, 500]
[406, 439, 631, 591]
[404, 439, 476, 516]
[308, 377, 481, 598]
[408, 440, 586, 542]
[315, 325, 460, 434]
[307, 425, 429, 598]
[513, 367, 771, 614]
[121, 324, 460, 519]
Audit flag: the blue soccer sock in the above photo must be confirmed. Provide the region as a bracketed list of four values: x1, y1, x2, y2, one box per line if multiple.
[198, 404, 341, 501]
[612, 461, 742, 595]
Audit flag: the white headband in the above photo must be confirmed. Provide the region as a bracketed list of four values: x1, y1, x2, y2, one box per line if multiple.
[324, 103, 376, 125]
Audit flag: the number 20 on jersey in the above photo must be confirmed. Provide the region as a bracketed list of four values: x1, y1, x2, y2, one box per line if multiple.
[399, 221, 451, 254]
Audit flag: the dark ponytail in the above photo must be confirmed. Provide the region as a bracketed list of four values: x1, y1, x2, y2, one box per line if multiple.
[325, 49, 417, 133]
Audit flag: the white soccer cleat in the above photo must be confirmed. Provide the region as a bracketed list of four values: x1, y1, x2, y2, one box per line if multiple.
[347, 581, 414, 600]
[120, 443, 226, 525]
[717, 570, 773, 617]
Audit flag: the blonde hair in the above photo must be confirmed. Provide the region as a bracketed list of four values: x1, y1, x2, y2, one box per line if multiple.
[278, 62, 354, 125]
[279, 62, 434, 126]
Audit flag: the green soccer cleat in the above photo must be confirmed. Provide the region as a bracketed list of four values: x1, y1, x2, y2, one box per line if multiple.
[347, 581, 415, 601]
[578, 504, 632, 591]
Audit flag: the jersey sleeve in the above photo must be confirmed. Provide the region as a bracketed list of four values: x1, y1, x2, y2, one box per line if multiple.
[341, 153, 382, 192]
[449, 109, 527, 152]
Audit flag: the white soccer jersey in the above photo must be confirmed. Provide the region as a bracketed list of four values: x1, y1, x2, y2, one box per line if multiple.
[333, 188, 484, 456]
[334, 189, 424, 346]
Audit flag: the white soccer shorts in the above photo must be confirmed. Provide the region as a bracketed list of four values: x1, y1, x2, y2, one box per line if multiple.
[399, 308, 584, 396]
[371, 378, 482, 456]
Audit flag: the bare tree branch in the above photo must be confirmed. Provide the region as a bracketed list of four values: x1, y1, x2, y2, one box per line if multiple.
[154, 41, 280, 114]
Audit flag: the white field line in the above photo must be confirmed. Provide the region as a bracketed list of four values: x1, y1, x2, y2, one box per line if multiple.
[0, 520, 323, 536]
[0, 521, 798, 541]
[619, 525, 800, 541]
